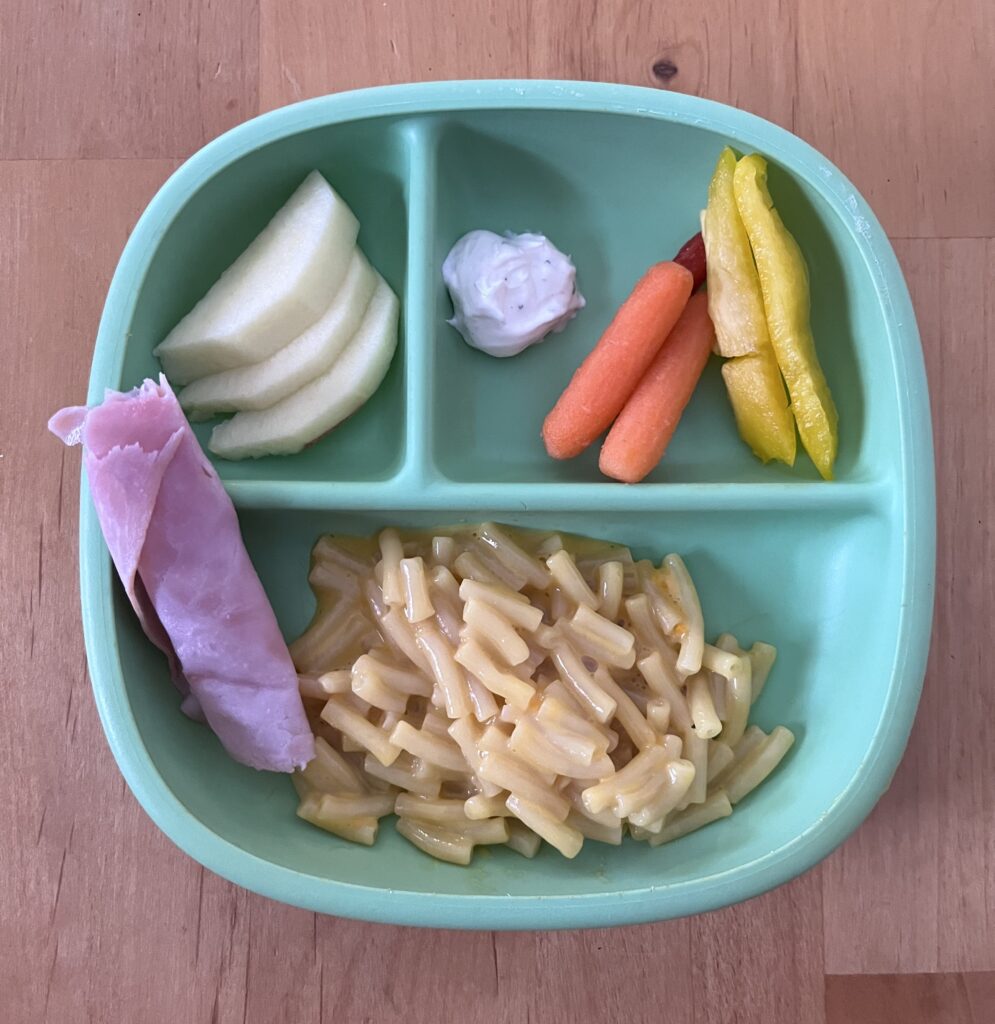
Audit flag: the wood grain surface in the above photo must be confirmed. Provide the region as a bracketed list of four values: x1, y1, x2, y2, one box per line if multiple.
[2, 1, 992, 1021]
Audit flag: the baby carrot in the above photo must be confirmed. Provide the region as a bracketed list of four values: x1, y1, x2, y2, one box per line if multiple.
[542, 261, 694, 460]
[599, 291, 715, 483]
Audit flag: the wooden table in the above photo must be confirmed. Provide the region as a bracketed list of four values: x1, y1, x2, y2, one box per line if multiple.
[2, 2, 992, 1021]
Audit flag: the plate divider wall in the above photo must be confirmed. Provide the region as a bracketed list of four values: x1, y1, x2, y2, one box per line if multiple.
[396, 115, 441, 489]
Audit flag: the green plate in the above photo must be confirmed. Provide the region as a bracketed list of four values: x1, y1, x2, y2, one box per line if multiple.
[79, 80, 934, 929]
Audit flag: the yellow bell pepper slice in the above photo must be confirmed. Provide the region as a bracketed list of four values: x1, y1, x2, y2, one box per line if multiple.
[733, 154, 838, 479]
[702, 148, 796, 466]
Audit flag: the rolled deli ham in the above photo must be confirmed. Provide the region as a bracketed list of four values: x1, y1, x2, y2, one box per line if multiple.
[49, 376, 314, 772]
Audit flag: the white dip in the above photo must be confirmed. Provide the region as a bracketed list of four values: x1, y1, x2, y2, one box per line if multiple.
[442, 230, 585, 357]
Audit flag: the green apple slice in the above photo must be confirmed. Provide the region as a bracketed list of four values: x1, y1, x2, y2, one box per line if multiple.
[178, 250, 377, 419]
[208, 277, 399, 460]
[154, 171, 359, 384]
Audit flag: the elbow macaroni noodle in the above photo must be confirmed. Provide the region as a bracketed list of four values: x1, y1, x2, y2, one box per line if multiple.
[289, 525, 794, 863]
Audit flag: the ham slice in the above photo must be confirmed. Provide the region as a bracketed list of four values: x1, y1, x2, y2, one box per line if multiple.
[50, 376, 314, 772]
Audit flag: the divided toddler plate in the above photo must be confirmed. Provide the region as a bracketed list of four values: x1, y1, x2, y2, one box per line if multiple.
[79, 81, 934, 929]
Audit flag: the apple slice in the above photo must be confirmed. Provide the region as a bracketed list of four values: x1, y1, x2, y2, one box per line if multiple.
[208, 277, 399, 460]
[154, 171, 359, 384]
[177, 250, 377, 419]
